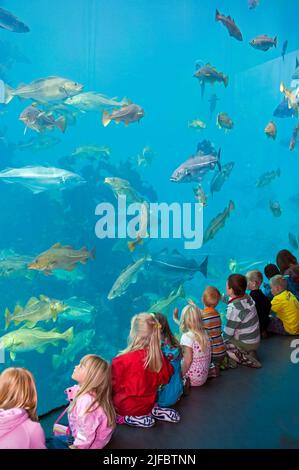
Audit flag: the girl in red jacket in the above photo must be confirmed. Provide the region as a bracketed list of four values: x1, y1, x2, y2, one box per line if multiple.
[112, 313, 181, 428]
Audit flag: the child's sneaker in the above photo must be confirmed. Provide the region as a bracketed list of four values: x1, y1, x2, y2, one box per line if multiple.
[208, 363, 220, 379]
[124, 415, 155, 428]
[151, 406, 180, 423]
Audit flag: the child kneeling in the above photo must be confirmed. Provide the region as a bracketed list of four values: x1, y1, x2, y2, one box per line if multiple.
[112, 313, 180, 428]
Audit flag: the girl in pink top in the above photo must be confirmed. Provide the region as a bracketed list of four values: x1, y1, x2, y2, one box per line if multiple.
[0, 368, 46, 449]
[176, 300, 211, 387]
[47, 354, 116, 449]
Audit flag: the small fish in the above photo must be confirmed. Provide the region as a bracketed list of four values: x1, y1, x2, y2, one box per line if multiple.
[28, 243, 96, 275]
[104, 177, 145, 204]
[281, 40, 288, 61]
[264, 121, 277, 139]
[148, 285, 185, 314]
[217, 112, 234, 131]
[102, 103, 144, 127]
[256, 169, 280, 188]
[19, 105, 67, 134]
[289, 123, 299, 151]
[0, 326, 73, 361]
[208, 94, 219, 119]
[215, 9, 243, 41]
[193, 184, 208, 206]
[136, 146, 155, 167]
[248, 0, 259, 9]
[280, 82, 298, 116]
[0, 7, 30, 33]
[18, 135, 61, 152]
[194, 63, 228, 99]
[269, 201, 282, 217]
[289, 232, 299, 250]
[203, 201, 235, 244]
[188, 119, 206, 130]
[250, 35, 277, 51]
[210, 161, 235, 196]
[72, 145, 110, 160]
[108, 257, 148, 300]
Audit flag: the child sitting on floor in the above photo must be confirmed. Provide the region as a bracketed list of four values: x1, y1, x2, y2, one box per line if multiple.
[268, 275, 299, 335]
[176, 300, 211, 387]
[263, 264, 280, 300]
[246, 270, 271, 338]
[224, 274, 261, 368]
[112, 313, 180, 428]
[154, 313, 184, 407]
[0, 368, 46, 449]
[200, 286, 227, 374]
[47, 354, 115, 449]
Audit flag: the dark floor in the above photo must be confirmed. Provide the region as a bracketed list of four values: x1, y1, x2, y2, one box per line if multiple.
[41, 336, 299, 449]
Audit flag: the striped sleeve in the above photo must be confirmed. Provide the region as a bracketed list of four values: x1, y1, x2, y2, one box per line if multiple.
[223, 304, 239, 342]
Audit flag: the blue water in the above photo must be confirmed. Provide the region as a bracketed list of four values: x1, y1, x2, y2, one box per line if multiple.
[0, 0, 298, 414]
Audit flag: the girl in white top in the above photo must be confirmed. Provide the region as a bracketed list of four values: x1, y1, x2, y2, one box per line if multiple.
[179, 300, 211, 386]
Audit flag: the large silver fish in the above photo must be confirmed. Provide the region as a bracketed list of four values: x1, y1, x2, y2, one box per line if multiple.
[4, 76, 83, 104]
[0, 166, 85, 193]
[0, 7, 30, 33]
[170, 149, 221, 183]
[65, 92, 128, 112]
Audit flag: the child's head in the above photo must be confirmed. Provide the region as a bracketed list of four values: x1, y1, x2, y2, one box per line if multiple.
[0, 368, 38, 421]
[202, 286, 221, 308]
[264, 263, 280, 280]
[246, 270, 263, 290]
[154, 312, 180, 349]
[270, 275, 287, 296]
[72, 354, 115, 428]
[276, 249, 297, 274]
[180, 300, 209, 352]
[122, 313, 163, 373]
[226, 274, 247, 297]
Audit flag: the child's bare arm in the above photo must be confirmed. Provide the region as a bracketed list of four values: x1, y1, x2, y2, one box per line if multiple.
[181, 346, 193, 376]
[173, 307, 180, 325]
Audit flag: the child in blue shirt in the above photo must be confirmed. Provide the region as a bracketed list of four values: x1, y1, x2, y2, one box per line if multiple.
[154, 313, 184, 407]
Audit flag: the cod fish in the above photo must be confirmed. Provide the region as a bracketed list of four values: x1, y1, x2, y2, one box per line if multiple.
[102, 103, 144, 127]
[170, 149, 221, 183]
[148, 285, 185, 314]
[215, 9, 243, 41]
[108, 257, 148, 300]
[0, 250, 35, 280]
[264, 121, 277, 139]
[5, 295, 67, 329]
[20, 105, 67, 134]
[0, 7, 29, 33]
[104, 177, 145, 204]
[269, 201, 282, 217]
[210, 161, 234, 196]
[52, 329, 95, 370]
[28, 243, 96, 275]
[18, 135, 61, 152]
[193, 184, 208, 206]
[194, 63, 228, 98]
[250, 35, 277, 51]
[0, 326, 73, 361]
[203, 200, 235, 244]
[188, 119, 206, 130]
[59, 297, 95, 323]
[72, 145, 110, 160]
[0, 166, 85, 194]
[280, 82, 298, 116]
[148, 249, 208, 280]
[256, 169, 280, 188]
[217, 112, 234, 131]
[65, 92, 128, 112]
[4, 76, 83, 105]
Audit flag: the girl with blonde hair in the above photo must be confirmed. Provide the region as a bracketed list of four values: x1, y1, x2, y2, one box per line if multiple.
[112, 313, 180, 428]
[175, 300, 211, 387]
[47, 354, 115, 449]
[0, 368, 46, 449]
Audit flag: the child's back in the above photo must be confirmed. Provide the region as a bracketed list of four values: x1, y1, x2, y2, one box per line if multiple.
[271, 289, 299, 335]
[158, 339, 183, 407]
[180, 331, 211, 386]
[250, 289, 271, 333]
[0, 408, 45, 449]
[201, 307, 226, 362]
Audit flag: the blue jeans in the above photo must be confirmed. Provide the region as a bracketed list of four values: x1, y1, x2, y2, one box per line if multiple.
[46, 435, 74, 449]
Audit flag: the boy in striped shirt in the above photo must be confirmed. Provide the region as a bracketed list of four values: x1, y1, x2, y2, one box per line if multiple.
[200, 287, 227, 374]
